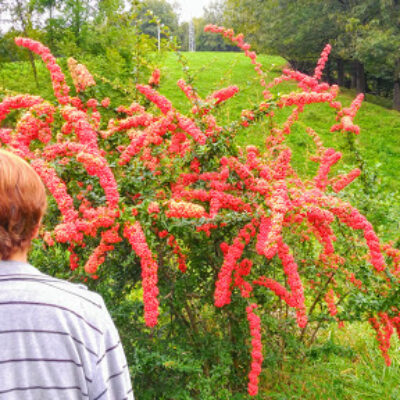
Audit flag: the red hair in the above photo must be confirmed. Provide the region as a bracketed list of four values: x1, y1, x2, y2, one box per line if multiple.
[0, 150, 47, 259]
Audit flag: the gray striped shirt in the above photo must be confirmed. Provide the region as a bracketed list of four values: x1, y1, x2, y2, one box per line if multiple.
[0, 260, 134, 399]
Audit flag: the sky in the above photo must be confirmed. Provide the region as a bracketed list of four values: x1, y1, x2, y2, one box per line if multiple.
[0, 0, 215, 33]
[174, 0, 214, 22]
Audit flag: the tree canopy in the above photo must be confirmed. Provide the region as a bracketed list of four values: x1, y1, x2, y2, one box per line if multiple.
[224, 0, 400, 108]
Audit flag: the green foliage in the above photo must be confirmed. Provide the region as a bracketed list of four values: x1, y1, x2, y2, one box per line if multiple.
[224, 0, 400, 107]
[114, 52, 400, 398]
[266, 323, 400, 399]
[6, 44, 400, 400]
[138, 0, 179, 38]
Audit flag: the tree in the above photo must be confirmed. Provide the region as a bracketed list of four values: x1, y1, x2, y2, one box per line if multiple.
[138, 0, 179, 38]
[354, 0, 400, 109]
[62, 0, 92, 47]
[34, 0, 59, 49]
[194, 1, 238, 51]
[223, 0, 400, 104]
[0, 0, 41, 85]
[224, 0, 337, 66]
[177, 20, 188, 50]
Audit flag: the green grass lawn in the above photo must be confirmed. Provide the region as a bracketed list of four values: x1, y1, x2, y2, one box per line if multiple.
[2, 50, 400, 399]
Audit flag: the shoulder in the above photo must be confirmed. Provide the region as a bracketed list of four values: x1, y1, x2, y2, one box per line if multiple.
[19, 268, 112, 335]
[35, 271, 105, 311]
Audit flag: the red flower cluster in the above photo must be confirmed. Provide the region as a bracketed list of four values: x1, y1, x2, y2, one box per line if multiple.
[136, 84, 207, 145]
[84, 241, 115, 274]
[31, 159, 78, 223]
[276, 238, 307, 328]
[67, 57, 96, 93]
[314, 148, 342, 190]
[116, 102, 145, 116]
[210, 86, 239, 105]
[166, 199, 206, 219]
[234, 258, 253, 297]
[246, 304, 263, 396]
[75, 150, 119, 209]
[254, 276, 295, 307]
[148, 201, 160, 214]
[15, 38, 70, 104]
[324, 289, 338, 316]
[177, 79, 200, 105]
[16, 102, 55, 145]
[148, 68, 161, 86]
[166, 234, 187, 273]
[188, 85, 239, 115]
[84, 225, 122, 274]
[263, 183, 289, 258]
[43, 232, 55, 247]
[314, 44, 332, 81]
[279, 90, 336, 108]
[329, 202, 385, 272]
[332, 168, 361, 192]
[124, 222, 159, 327]
[61, 107, 99, 150]
[331, 94, 364, 135]
[196, 222, 219, 237]
[369, 314, 393, 366]
[0, 95, 44, 125]
[136, 84, 173, 114]
[214, 222, 257, 307]
[101, 97, 110, 108]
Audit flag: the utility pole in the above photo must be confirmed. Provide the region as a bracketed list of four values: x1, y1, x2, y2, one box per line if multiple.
[157, 24, 161, 52]
[189, 19, 195, 52]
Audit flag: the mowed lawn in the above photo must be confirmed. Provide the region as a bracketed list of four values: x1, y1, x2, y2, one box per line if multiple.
[3, 50, 400, 399]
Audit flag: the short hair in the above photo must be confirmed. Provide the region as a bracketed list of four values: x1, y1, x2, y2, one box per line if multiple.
[0, 149, 47, 259]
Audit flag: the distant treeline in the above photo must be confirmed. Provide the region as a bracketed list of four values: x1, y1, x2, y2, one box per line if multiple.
[223, 0, 400, 110]
[1, 0, 399, 109]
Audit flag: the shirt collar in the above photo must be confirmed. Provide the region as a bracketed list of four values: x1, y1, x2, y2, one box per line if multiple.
[0, 260, 44, 276]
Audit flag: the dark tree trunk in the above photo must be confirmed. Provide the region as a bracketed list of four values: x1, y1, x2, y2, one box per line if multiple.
[326, 59, 332, 84]
[393, 58, 400, 111]
[337, 58, 344, 86]
[15, 0, 39, 88]
[376, 77, 382, 96]
[356, 60, 366, 93]
[48, 6, 55, 50]
[393, 82, 400, 111]
[351, 60, 357, 89]
[27, 52, 39, 89]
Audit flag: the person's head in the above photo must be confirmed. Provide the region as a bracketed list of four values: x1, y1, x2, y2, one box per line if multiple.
[0, 149, 47, 260]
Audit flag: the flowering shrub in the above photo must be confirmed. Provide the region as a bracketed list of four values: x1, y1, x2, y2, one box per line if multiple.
[2, 27, 400, 397]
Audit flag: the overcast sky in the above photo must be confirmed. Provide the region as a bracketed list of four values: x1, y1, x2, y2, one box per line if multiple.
[0, 0, 215, 33]
[174, 0, 214, 22]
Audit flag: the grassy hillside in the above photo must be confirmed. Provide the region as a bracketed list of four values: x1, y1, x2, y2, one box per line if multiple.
[1, 50, 399, 232]
[158, 52, 400, 174]
[2, 51, 400, 199]
[160, 52, 400, 187]
[158, 52, 400, 240]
